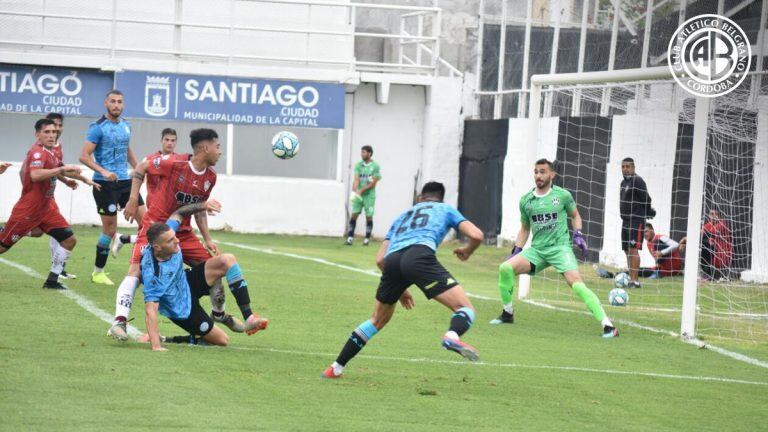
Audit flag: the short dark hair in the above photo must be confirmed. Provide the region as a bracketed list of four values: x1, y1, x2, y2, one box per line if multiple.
[161, 128, 177, 138]
[421, 181, 445, 201]
[35, 118, 55, 132]
[361, 145, 373, 155]
[646, 222, 654, 230]
[45, 112, 64, 122]
[622, 157, 635, 165]
[190, 128, 218, 150]
[147, 222, 171, 245]
[535, 158, 555, 171]
[106, 89, 124, 99]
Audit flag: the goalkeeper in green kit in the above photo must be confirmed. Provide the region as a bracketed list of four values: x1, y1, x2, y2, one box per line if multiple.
[346, 145, 381, 246]
[492, 159, 618, 338]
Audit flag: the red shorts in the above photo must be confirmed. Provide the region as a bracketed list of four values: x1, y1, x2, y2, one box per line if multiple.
[0, 201, 69, 249]
[130, 227, 211, 265]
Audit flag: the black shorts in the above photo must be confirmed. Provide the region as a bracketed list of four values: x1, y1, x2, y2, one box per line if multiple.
[92, 179, 144, 216]
[375, 245, 459, 305]
[621, 219, 646, 251]
[170, 263, 214, 336]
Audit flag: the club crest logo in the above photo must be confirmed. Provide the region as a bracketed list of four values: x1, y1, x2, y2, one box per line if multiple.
[552, 198, 560, 206]
[144, 76, 171, 117]
[204, 180, 211, 191]
[153, 157, 161, 170]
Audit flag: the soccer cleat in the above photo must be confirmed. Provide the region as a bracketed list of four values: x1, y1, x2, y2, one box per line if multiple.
[441, 337, 479, 362]
[59, 270, 77, 279]
[108, 321, 129, 341]
[489, 310, 514, 325]
[244, 314, 269, 335]
[363, 238, 370, 246]
[321, 366, 342, 379]
[628, 281, 641, 289]
[91, 271, 114, 285]
[345, 237, 353, 246]
[111, 233, 124, 258]
[602, 325, 619, 338]
[42, 280, 67, 290]
[213, 313, 245, 333]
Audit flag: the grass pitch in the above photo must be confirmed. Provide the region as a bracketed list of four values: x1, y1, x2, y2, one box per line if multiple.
[1, 226, 767, 431]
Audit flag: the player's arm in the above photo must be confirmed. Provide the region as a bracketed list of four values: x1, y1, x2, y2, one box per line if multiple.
[657, 235, 679, 258]
[145, 301, 166, 351]
[169, 200, 222, 225]
[568, 206, 588, 257]
[127, 146, 139, 169]
[375, 240, 389, 271]
[30, 165, 80, 183]
[79, 141, 116, 181]
[0, 161, 11, 175]
[124, 159, 149, 222]
[358, 177, 379, 194]
[194, 212, 220, 255]
[352, 176, 360, 194]
[61, 171, 102, 190]
[453, 220, 483, 261]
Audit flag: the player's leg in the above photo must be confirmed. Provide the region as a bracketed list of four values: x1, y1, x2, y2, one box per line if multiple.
[111, 184, 144, 258]
[345, 213, 360, 245]
[624, 220, 643, 288]
[203, 254, 267, 335]
[49, 236, 75, 279]
[562, 267, 617, 338]
[323, 250, 406, 378]
[0, 216, 36, 254]
[362, 195, 375, 246]
[108, 260, 142, 341]
[93, 214, 117, 285]
[492, 250, 537, 324]
[433, 286, 479, 361]
[41, 227, 76, 289]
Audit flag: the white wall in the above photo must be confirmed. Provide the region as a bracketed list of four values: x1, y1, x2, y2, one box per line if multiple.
[742, 96, 768, 283]
[601, 113, 679, 268]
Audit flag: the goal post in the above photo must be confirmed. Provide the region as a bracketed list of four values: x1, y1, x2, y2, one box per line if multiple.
[523, 66, 713, 340]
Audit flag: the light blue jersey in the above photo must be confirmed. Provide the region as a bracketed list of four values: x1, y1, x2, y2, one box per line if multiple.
[385, 201, 467, 256]
[140, 223, 191, 320]
[86, 116, 132, 181]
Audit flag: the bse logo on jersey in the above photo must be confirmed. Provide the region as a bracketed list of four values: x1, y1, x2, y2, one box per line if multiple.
[175, 192, 203, 205]
[144, 75, 171, 117]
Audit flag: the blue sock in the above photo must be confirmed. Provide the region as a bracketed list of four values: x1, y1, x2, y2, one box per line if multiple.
[449, 307, 475, 337]
[336, 319, 379, 366]
[226, 263, 252, 319]
[95, 233, 111, 269]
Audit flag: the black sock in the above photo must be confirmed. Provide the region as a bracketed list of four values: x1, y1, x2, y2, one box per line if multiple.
[365, 220, 373, 239]
[119, 234, 132, 244]
[347, 218, 357, 238]
[95, 246, 109, 269]
[229, 279, 253, 319]
[449, 308, 474, 337]
[46, 271, 59, 284]
[169, 335, 201, 344]
[336, 321, 378, 366]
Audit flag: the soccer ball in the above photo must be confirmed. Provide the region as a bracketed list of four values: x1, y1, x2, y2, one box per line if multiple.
[271, 131, 300, 159]
[609, 288, 629, 306]
[614, 272, 630, 288]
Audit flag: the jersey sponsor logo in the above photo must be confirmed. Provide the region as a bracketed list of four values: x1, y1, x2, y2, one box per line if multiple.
[175, 192, 204, 205]
[30, 160, 43, 168]
[531, 212, 558, 224]
[145, 76, 171, 117]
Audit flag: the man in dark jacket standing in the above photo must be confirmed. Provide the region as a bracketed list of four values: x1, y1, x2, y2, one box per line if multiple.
[620, 158, 654, 288]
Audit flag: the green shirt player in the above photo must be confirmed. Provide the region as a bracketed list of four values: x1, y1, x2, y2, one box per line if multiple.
[346, 145, 382, 246]
[491, 159, 618, 338]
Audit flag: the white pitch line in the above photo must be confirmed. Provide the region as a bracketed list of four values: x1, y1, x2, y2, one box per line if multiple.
[2, 257, 766, 386]
[0, 258, 142, 338]
[219, 241, 768, 370]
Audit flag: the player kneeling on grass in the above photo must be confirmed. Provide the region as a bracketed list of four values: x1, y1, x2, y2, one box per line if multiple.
[492, 159, 617, 338]
[323, 182, 484, 378]
[142, 201, 268, 351]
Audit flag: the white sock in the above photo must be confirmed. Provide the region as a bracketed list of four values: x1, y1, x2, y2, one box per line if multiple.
[115, 276, 140, 320]
[331, 361, 344, 376]
[503, 303, 514, 314]
[49, 237, 59, 265]
[444, 330, 459, 340]
[93, 266, 104, 273]
[601, 317, 614, 328]
[51, 246, 71, 275]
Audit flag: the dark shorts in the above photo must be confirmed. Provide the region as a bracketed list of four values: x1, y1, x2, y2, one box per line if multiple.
[93, 179, 144, 216]
[170, 263, 214, 336]
[621, 219, 646, 251]
[375, 245, 459, 305]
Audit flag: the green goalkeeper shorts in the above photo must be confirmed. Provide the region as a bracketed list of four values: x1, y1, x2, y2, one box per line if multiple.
[351, 193, 376, 216]
[521, 245, 579, 275]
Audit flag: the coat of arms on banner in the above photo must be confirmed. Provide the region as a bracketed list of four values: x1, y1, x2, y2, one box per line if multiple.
[144, 76, 170, 117]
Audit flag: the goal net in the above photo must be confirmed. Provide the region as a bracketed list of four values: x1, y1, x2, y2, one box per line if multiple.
[512, 70, 768, 358]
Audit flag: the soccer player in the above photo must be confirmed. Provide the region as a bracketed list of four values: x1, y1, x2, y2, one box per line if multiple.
[110, 127, 178, 258]
[323, 182, 484, 378]
[142, 201, 268, 351]
[108, 129, 241, 340]
[641, 223, 683, 278]
[491, 159, 618, 338]
[619, 157, 654, 289]
[345, 145, 381, 246]
[0, 161, 10, 174]
[79, 90, 145, 285]
[0, 119, 84, 289]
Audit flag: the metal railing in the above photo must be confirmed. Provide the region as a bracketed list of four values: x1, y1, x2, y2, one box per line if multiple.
[0, 0, 447, 77]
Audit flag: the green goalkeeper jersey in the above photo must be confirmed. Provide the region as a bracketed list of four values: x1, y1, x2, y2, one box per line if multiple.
[519, 185, 576, 248]
[354, 160, 382, 198]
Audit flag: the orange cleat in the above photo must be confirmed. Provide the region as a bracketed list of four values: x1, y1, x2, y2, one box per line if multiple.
[244, 314, 269, 335]
[322, 366, 342, 379]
